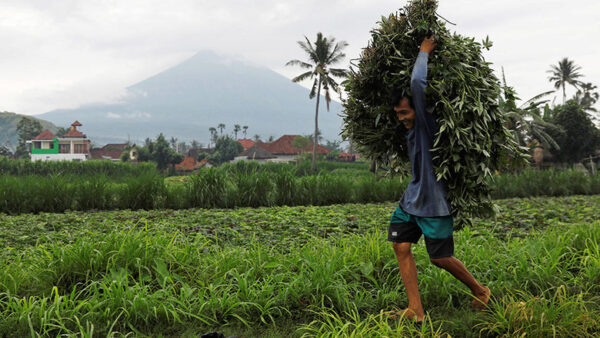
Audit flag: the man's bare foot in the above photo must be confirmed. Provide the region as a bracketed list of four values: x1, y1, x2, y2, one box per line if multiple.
[472, 286, 491, 310]
[387, 308, 425, 322]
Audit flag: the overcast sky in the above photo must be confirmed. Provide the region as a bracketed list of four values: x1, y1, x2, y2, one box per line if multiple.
[1, 0, 599, 116]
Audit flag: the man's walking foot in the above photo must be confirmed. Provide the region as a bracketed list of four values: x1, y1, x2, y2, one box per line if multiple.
[387, 308, 424, 322]
[472, 286, 491, 310]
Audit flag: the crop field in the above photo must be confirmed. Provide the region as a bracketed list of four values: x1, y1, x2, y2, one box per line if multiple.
[1, 195, 599, 336]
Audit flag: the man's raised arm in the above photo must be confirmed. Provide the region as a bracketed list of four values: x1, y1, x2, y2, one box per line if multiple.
[410, 36, 436, 100]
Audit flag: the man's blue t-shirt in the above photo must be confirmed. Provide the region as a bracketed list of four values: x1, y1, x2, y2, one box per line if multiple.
[399, 51, 451, 217]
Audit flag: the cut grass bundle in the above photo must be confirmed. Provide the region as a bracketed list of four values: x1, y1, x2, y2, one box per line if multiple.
[342, 0, 527, 220]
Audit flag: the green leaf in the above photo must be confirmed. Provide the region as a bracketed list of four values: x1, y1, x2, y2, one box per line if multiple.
[360, 262, 374, 277]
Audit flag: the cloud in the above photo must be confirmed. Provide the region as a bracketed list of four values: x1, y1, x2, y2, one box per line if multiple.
[106, 111, 150, 119]
[0, 0, 598, 115]
[126, 112, 152, 119]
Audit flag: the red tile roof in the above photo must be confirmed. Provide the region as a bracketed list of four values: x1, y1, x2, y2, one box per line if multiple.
[33, 130, 56, 140]
[175, 156, 200, 171]
[62, 128, 86, 138]
[237, 139, 256, 150]
[90, 148, 121, 160]
[258, 135, 330, 155]
[71, 120, 82, 127]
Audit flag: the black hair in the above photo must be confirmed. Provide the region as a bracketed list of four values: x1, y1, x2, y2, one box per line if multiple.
[389, 88, 413, 108]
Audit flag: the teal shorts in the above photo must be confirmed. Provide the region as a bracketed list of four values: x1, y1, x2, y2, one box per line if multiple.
[389, 206, 453, 240]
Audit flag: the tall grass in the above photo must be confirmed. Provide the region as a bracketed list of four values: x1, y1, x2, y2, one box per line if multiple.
[1, 166, 599, 214]
[0, 157, 156, 178]
[491, 168, 600, 198]
[187, 168, 228, 208]
[117, 171, 167, 210]
[220, 159, 370, 177]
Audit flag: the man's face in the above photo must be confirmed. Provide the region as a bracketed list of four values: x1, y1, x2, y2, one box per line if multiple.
[394, 97, 416, 129]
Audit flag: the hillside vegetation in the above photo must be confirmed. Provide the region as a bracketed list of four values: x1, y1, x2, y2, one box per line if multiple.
[0, 112, 58, 150]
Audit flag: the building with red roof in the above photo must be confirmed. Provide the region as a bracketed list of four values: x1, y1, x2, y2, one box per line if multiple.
[258, 135, 330, 156]
[233, 135, 330, 163]
[175, 157, 210, 172]
[90, 143, 129, 161]
[237, 139, 256, 151]
[338, 152, 357, 162]
[27, 121, 91, 162]
[33, 130, 56, 141]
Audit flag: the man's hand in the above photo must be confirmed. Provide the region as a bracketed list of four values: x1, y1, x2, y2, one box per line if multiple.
[420, 35, 436, 54]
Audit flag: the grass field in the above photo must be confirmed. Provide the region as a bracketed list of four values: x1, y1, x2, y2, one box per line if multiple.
[1, 195, 599, 336]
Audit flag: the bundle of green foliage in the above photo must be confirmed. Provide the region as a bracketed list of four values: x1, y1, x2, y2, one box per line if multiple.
[342, 0, 527, 219]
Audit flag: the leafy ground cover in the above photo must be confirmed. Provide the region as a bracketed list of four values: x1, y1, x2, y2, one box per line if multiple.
[0, 195, 599, 336]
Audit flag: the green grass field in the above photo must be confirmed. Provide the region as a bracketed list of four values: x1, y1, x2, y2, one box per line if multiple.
[1, 195, 599, 336]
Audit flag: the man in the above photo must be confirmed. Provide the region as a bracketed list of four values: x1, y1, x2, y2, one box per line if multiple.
[388, 36, 490, 321]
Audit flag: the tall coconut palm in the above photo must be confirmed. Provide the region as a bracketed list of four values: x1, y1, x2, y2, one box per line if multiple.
[209, 127, 217, 148]
[242, 126, 248, 139]
[217, 123, 225, 136]
[547, 58, 583, 104]
[233, 124, 241, 139]
[286, 32, 349, 171]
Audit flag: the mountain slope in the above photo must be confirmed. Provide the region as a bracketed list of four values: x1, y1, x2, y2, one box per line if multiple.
[0, 112, 58, 151]
[37, 51, 345, 145]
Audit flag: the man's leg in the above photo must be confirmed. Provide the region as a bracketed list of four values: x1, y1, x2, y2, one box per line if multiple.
[429, 255, 490, 309]
[419, 216, 491, 309]
[392, 242, 425, 320]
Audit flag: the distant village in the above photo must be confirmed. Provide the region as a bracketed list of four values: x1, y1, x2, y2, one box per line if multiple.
[25, 121, 359, 171]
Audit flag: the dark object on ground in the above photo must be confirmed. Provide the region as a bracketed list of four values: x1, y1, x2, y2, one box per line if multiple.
[201, 333, 224, 338]
[200, 333, 238, 338]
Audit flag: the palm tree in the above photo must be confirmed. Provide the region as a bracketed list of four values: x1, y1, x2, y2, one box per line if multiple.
[575, 82, 600, 124]
[547, 58, 583, 104]
[575, 82, 599, 110]
[209, 127, 217, 148]
[233, 124, 241, 139]
[305, 128, 323, 144]
[243, 126, 248, 139]
[217, 123, 225, 136]
[286, 32, 349, 171]
[500, 70, 560, 151]
[253, 134, 261, 142]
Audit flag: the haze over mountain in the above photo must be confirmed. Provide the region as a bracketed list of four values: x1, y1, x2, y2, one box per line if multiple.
[36, 51, 344, 146]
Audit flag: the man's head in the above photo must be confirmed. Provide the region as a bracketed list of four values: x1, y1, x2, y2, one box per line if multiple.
[390, 90, 415, 129]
